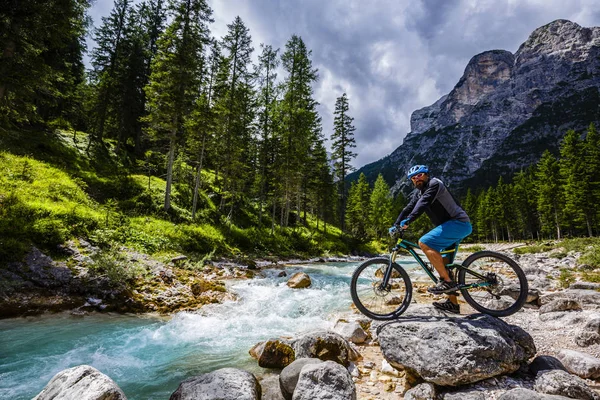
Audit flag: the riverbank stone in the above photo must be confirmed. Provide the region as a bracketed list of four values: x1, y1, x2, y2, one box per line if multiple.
[279, 358, 324, 400]
[291, 360, 356, 400]
[378, 314, 535, 386]
[169, 368, 261, 400]
[33, 365, 127, 400]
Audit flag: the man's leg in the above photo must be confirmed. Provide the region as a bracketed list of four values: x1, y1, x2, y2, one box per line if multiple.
[419, 241, 451, 282]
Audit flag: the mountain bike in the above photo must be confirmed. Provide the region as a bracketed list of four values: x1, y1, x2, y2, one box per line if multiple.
[350, 230, 528, 320]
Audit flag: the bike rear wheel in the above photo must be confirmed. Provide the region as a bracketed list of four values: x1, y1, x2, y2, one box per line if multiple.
[350, 257, 412, 320]
[458, 251, 528, 317]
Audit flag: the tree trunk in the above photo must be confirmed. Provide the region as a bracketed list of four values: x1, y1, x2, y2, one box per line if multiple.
[191, 133, 206, 219]
[164, 127, 177, 212]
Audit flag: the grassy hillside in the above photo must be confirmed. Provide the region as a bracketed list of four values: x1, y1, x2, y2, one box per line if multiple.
[0, 128, 358, 264]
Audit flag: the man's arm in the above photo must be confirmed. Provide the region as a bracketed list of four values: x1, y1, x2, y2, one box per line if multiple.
[394, 190, 419, 226]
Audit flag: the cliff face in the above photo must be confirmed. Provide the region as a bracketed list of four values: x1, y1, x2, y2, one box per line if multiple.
[354, 20, 600, 195]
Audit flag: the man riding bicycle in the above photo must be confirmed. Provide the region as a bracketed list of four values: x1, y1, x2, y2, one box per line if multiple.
[389, 165, 472, 314]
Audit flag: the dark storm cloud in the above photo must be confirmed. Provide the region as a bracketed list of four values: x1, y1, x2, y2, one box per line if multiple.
[90, 0, 600, 168]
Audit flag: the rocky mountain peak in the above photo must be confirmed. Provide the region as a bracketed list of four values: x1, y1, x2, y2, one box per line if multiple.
[352, 19, 600, 196]
[516, 19, 600, 63]
[450, 50, 514, 107]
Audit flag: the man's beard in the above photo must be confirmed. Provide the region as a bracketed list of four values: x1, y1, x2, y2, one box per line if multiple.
[414, 180, 425, 190]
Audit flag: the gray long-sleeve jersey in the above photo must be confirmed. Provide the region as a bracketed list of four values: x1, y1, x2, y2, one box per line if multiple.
[395, 177, 470, 227]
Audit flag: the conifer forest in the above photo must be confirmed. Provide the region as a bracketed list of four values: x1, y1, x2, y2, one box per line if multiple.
[2, 0, 600, 264]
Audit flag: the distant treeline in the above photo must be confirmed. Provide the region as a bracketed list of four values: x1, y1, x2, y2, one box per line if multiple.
[462, 124, 600, 242]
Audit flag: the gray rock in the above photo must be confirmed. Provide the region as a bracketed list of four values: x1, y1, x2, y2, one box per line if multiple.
[539, 298, 582, 314]
[291, 361, 356, 400]
[258, 374, 286, 400]
[403, 382, 436, 400]
[33, 365, 127, 400]
[291, 330, 360, 367]
[169, 368, 261, 400]
[498, 388, 572, 400]
[529, 355, 568, 375]
[279, 358, 323, 400]
[441, 389, 486, 400]
[534, 369, 600, 400]
[571, 282, 600, 290]
[540, 289, 600, 308]
[576, 317, 600, 347]
[378, 314, 535, 386]
[333, 320, 368, 344]
[557, 349, 600, 379]
[25, 247, 72, 288]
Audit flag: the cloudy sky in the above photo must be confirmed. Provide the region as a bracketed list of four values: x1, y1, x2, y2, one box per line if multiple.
[87, 0, 600, 169]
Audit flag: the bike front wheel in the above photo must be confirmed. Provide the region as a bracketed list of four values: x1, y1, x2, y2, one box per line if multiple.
[458, 251, 528, 317]
[350, 257, 412, 320]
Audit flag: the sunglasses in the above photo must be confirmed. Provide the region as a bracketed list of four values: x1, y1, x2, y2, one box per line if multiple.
[410, 172, 425, 182]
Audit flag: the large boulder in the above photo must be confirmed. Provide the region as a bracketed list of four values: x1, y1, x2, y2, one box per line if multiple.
[254, 339, 296, 369]
[169, 368, 261, 400]
[33, 365, 127, 400]
[534, 369, 600, 400]
[279, 358, 324, 400]
[291, 330, 361, 367]
[378, 314, 535, 386]
[557, 349, 600, 379]
[291, 361, 356, 400]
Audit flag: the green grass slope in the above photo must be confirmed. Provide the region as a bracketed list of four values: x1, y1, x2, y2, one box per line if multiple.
[0, 128, 353, 264]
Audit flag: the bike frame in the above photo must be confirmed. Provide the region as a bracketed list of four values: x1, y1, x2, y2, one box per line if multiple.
[381, 235, 492, 291]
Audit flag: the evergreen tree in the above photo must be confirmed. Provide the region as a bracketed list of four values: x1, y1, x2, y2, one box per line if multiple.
[559, 129, 589, 236]
[346, 173, 370, 239]
[278, 35, 319, 227]
[89, 0, 131, 143]
[211, 16, 255, 220]
[144, 0, 213, 211]
[583, 123, 600, 235]
[254, 44, 280, 226]
[462, 188, 478, 238]
[0, 0, 90, 125]
[512, 168, 539, 240]
[536, 150, 563, 238]
[331, 92, 357, 232]
[369, 174, 392, 239]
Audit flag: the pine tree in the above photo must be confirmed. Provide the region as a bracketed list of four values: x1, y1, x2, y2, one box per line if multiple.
[369, 174, 392, 239]
[0, 0, 90, 125]
[210, 16, 255, 221]
[462, 188, 478, 239]
[559, 129, 589, 236]
[144, 0, 213, 211]
[512, 168, 539, 240]
[536, 150, 563, 239]
[254, 44, 280, 226]
[583, 123, 600, 235]
[278, 35, 319, 227]
[331, 92, 357, 232]
[345, 173, 371, 239]
[89, 0, 132, 144]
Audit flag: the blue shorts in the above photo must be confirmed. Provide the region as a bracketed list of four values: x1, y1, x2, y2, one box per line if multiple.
[419, 220, 473, 253]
